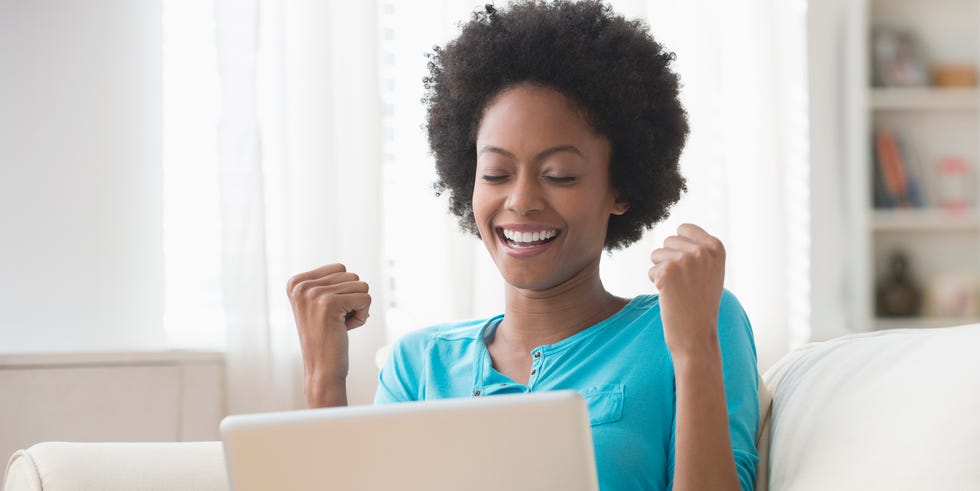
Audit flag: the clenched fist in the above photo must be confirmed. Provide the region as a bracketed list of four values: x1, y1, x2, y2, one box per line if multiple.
[286, 263, 372, 407]
[649, 224, 726, 360]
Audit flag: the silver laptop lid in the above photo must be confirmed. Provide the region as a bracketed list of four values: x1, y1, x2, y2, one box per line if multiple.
[220, 390, 598, 491]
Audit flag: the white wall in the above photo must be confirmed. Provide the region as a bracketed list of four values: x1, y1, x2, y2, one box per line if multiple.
[0, 0, 164, 351]
[0, 352, 224, 484]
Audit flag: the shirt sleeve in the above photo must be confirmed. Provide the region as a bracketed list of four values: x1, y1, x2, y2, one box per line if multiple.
[719, 289, 761, 491]
[666, 288, 760, 491]
[373, 328, 431, 404]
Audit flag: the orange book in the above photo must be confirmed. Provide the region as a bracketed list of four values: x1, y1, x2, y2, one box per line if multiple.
[875, 129, 909, 206]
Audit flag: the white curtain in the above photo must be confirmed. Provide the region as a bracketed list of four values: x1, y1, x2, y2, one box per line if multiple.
[597, 0, 810, 370]
[381, 0, 809, 372]
[210, 0, 807, 412]
[215, 0, 385, 413]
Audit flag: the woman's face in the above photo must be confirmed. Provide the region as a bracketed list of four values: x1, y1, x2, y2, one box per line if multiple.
[473, 83, 628, 291]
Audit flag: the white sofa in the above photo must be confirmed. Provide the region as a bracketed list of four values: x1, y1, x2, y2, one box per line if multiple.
[5, 324, 980, 491]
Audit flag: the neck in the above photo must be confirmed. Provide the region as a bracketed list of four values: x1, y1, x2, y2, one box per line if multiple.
[496, 257, 626, 354]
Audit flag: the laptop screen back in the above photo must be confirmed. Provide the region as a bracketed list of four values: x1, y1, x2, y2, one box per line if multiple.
[220, 390, 599, 491]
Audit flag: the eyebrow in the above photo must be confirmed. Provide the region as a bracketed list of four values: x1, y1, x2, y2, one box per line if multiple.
[478, 144, 584, 162]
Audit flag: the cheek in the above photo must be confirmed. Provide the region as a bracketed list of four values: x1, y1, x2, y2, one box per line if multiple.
[471, 188, 494, 233]
[564, 193, 615, 240]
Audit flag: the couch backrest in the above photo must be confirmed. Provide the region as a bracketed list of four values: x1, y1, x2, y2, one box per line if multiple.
[762, 324, 980, 490]
[755, 376, 772, 491]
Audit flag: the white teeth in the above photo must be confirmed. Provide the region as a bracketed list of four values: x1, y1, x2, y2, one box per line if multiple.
[500, 228, 558, 244]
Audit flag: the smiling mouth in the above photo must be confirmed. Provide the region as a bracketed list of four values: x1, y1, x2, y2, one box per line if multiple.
[496, 227, 561, 249]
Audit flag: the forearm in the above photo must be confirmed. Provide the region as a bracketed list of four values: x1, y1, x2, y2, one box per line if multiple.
[302, 335, 351, 408]
[671, 340, 741, 491]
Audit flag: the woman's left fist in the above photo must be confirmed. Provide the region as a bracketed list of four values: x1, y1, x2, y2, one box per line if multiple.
[649, 223, 726, 358]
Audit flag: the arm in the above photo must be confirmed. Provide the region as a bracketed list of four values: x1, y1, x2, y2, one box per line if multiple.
[651, 224, 756, 491]
[286, 263, 373, 408]
[672, 342, 741, 491]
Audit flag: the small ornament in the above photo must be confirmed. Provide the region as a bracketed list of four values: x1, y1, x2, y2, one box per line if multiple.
[876, 250, 922, 317]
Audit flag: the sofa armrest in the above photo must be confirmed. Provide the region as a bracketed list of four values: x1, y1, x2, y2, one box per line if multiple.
[3, 442, 227, 491]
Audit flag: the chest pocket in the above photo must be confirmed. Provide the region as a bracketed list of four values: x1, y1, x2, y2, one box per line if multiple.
[578, 384, 625, 426]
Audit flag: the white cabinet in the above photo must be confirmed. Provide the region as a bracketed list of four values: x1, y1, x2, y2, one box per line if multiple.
[846, 0, 980, 331]
[0, 351, 225, 483]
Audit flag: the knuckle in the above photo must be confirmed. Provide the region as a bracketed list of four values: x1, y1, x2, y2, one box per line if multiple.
[713, 239, 726, 256]
[286, 275, 301, 297]
[303, 286, 320, 301]
[315, 294, 334, 308]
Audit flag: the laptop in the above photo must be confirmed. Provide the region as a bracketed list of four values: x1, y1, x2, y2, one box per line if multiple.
[220, 390, 598, 491]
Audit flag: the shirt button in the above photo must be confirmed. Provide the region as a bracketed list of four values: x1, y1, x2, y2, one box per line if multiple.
[473, 390, 482, 396]
[533, 351, 541, 359]
[530, 369, 537, 376]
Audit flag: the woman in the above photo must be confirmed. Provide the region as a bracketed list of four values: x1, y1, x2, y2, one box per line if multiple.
[287, 2, 759, 489]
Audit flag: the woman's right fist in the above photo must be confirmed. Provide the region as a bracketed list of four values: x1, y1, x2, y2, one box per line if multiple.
[286, 263, 372, 407]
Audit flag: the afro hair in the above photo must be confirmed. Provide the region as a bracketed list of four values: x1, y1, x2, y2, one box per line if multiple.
[423, 0, 688, 250]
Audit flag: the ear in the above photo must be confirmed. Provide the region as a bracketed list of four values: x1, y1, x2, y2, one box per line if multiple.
[611, 198, 630, 216]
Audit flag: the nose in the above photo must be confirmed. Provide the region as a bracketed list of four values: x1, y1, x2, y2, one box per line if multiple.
[505, 173, 544, 216]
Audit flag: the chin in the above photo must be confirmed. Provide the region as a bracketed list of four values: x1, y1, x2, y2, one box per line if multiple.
[497, 266, 566, 292]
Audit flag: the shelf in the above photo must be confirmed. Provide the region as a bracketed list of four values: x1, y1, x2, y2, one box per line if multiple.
[848, 0, 980, 335]
[871, 208, 980, 230]
[874, 316, 980, 330]
[870, 87, 980, 110]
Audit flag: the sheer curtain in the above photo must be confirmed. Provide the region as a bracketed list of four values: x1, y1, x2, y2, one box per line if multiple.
[598, 0, 810, 370]
[210, 0, 807, 413]
[382, 0, 809, 371]
[214, 0, 384, 412]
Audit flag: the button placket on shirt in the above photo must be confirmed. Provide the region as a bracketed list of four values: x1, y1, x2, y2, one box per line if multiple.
[528, 349, 544, 388]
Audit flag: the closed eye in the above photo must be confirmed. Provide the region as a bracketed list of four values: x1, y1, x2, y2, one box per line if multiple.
[545, 176, 577, 184]
[481, 175, 509, 183]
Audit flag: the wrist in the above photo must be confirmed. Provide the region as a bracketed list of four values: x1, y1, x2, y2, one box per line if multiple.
[305, 372, 348, 408]
[666, 318, 720, 354]
[670, 340, 723, 375]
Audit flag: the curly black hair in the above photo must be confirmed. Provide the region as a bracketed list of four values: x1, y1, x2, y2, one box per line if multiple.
[424, 0, 688, 250]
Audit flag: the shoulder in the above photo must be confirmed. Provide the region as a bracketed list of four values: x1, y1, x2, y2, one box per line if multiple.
[624, 293, 661, 312]
[719, 288, 749, 317]
[377, 316, 497, 404]
[715, 288, 759, 364]
[717, 289, 754, 336]
[389, 316, 496, 357]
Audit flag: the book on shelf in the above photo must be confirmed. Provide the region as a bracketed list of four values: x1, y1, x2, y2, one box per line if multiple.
[872, 128, 926, 208]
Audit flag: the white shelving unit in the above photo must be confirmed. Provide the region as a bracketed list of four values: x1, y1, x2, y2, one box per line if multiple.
[872, 208, 980, 230]
[870, 87, 980, 110]
[846, 0, 980, 332]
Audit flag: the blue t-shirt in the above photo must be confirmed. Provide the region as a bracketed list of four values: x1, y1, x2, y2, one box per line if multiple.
[375, 290, 759, 490]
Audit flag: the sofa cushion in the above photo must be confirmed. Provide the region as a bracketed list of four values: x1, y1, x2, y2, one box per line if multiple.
[3, 442, 227, 491]
[764, 324, 980, 490]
